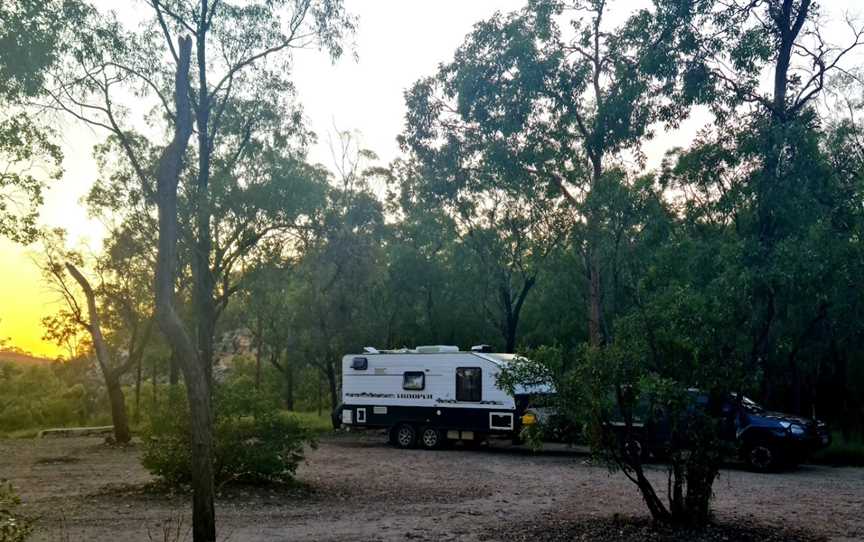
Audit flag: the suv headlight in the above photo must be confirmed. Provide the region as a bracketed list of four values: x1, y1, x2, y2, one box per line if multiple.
[789, 424, 805, 436]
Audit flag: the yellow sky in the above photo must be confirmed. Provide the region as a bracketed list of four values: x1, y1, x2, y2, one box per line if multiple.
[0, 239, 57, 356]
[0, 0, 858, 357]
[0, 120, 102, 358]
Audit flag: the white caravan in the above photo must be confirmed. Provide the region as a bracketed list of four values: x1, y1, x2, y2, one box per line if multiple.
[334, 345, 551, 449]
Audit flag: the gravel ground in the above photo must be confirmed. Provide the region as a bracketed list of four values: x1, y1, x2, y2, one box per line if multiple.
[0, 432, 862, 541]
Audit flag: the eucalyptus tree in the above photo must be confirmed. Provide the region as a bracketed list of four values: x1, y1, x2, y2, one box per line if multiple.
[653, 0, 864, 408]
[820, 81, 864, 434]
[39, 229, 154, 444]
[401, 0, 704, 347]
[460, 201, 564, 353]
[289, 133, 387, 409]
[390, 139, 568, 352]
[568, 0, 864, 524]
[98, 223, 159, 420]
[380, 160, 463, 346]
[241, 247, 299, 406]
[16, 1, 355, 539]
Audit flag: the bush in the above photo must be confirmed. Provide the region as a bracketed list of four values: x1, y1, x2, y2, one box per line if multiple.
[0, 361, 104, 435]
[142, 376, 315, 488]
[500, 343, 737, 527]
[0, 482, 34, 542]
[812, 432, 864, 466]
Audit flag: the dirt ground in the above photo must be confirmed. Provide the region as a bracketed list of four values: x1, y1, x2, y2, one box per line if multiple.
[1, 432, 862, 542]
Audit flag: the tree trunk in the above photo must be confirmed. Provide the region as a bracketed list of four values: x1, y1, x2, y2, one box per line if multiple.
[135, 354, 143, 423]
[317, 370, 322, 417]
[193, 0, 216, 392]
[680, 459, 717, 527]
[586, 155, 604, 348]
[325, 360, 338, 413]
[254, 317, 263, 390]
[153, 36, 215, 542]
[152, 354, 158, 410]
[502, 275, 536, 353]
[106, 375, 131, 444]
[752, 0, 813, 418]
[586, 247, 603, 347]
[425, 288, 437, 343]
[284, 355, 295, 411]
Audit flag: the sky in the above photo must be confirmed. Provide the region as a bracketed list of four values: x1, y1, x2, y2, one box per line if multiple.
[0, 0, 859, 357]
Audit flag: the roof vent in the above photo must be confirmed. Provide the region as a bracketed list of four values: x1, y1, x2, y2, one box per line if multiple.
[470, 344, 493, 353]
[416, 345, 459, 354]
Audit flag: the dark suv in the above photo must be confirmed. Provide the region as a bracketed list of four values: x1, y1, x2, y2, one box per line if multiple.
[615, 392, 831, 472]
[723, 395, 830, 471]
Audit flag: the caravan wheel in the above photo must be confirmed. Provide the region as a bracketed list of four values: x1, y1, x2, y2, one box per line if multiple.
[394, 423, 417, 449]
[419, 427, 442, 450]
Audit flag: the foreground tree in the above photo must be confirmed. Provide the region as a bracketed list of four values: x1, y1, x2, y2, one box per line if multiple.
[153, 35, 210, 537]
[18, 1, 355, 538]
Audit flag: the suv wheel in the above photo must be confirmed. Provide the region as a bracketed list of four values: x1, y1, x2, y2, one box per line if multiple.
[394, 423, 417, 449]
[747, 443, 777, 472]
[419, 427, 442, 450]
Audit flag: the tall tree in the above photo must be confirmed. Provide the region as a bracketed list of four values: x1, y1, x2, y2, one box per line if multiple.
[656, 0, 864, 408]
[21, 2, 355, 538]
[401, 0, 701, 347]
[291, 133, 386, 409]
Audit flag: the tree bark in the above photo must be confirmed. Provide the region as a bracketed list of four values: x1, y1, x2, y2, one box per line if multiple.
[193, 0, 216, 389]
[325, 360, 338, 413]
[254, 316, 263, 390]
[500, 275, 536, 353]
[284, 358, 295, 411]
[105, 375, 131, 444]
[153, 35, 215, 542]
[586, 245, 603, 347]
[135, 354, 143, 423]
[585, 150, 605, 348]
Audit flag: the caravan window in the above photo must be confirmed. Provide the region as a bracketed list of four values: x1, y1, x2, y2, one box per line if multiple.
[456, 367, 482, 402]
[403, 372, 425, 391]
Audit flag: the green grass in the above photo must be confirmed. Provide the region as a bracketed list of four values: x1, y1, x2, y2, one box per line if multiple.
[812, 432, 864, 467]
[0, 411, 334, 440]
[0, 428, 41, 439]
[285, 411, 334, 434]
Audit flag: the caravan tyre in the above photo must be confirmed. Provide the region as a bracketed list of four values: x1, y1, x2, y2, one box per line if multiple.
[394, 423, 418, 449]
[419, 427, 442, 450]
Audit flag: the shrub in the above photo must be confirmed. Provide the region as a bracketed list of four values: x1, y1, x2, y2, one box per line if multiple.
[142, 376, 315, 488]
[812, 432, 864, 466]
[500, 342, 740, 527]
[0, 362, 103, 435]
[0, 482, 34, 542]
